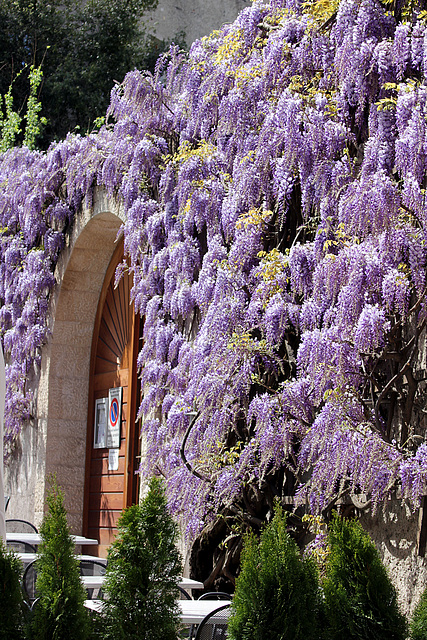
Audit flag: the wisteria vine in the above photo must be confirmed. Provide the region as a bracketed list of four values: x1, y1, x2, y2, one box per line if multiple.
[2, 0, 427, 580]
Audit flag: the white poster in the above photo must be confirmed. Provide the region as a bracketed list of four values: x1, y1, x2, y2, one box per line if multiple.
[93, 398, 108, 449]
[107, 387, 122, 449]
[108, 448, 119, 471]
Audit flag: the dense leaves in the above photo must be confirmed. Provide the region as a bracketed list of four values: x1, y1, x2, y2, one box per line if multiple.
[0, 0, 165, 146]
[228, 506, 320, 640]
[322, 516, 407, 640]
[0, 540, 25, 640]
[410, 584, 427, 640]
[102, 477, 182, 640]
[32, 478, 90, 640]
[2, 0, 427, 576]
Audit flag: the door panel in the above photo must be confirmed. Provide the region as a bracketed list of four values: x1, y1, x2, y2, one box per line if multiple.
[83, 242, 141, 557]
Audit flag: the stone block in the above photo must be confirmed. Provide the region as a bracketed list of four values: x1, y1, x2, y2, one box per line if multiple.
[61, 269, 105, 294]
[54, 288, 99, 322]
[48, 343, 92, 380]
[50, 320, 93, 347]
[47, 376, 89, 421]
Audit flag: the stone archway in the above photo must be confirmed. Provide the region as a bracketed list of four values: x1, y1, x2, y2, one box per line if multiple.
[34, 189, 126, 533]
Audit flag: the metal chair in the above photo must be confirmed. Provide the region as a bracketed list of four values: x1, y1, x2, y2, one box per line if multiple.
[79, 558, 106, 600]
[178, 585, 193, 600]
[6, 540, 37, 554]
[6, 519, 38, 533]
[198, 592, 231, 601]
[194, 603, 230, 640]
[4, 495, 10, 511]
[22, 560, 38, 606]
[22, 595, 40, 630]
[185, 593, 231, 640]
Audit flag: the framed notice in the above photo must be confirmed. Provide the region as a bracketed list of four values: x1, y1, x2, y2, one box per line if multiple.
[107, 387, 122, 449]
[93, 398, 108, 449]
[108, 448, 119, 471]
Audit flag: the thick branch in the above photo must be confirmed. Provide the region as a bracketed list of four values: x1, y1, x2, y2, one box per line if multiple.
[179, 410, 210, 482]
[401, 366, 418, 447]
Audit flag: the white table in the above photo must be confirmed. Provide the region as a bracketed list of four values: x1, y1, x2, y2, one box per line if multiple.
[81, 575, 104, 589]
[80, 576, 203, 591]
[16, 555, 202, 590]
[17, 553, 107, 568]
[84, 598, 231, 625]
[84, 599, 104, 613]
[178, 600, 231, 625]
[179, 576, 204, 590]
[6, 533, 98, 546]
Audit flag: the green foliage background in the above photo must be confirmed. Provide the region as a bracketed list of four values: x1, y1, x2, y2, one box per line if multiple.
[228, 506, 320, 640]
[0, 0, 178, 146]
[0, 64, 46, 151]
[410, 584, 427, 640]
[0, 539, 25, 640]
[31, 478, 90, 640]
[102, 477, 182, 640]
[322, 515, 407, 640]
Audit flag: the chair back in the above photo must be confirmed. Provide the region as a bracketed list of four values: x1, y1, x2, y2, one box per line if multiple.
[5, 519, 38, 533]
[198, 592, 232, 601]
[79, 559, 106, 600]
[178, 585, 193, 600]
[194, 603, 230, 640]
[6, 540, 37, 554]
[22, 560, 38, 605]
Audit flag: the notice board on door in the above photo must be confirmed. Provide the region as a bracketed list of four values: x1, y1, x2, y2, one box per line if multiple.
[106, 387, 122, 449]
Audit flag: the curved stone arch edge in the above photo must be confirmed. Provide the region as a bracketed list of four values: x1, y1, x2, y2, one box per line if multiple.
[5, 188, 126, 533]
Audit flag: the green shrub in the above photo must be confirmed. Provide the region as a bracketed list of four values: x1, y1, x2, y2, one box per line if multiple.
[31, 478, 90, 640]
[0, 539, 25, 639]
[102, 477, 182, 640]
[322, 515, 407, 640]
[228, 506, 320, 640]
[410, 586, 427, 640]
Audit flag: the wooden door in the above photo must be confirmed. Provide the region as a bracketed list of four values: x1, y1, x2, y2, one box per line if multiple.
[83, 241, 141, 557]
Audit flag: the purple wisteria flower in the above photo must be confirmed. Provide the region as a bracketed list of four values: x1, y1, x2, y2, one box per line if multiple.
[3, 0, 427, 540]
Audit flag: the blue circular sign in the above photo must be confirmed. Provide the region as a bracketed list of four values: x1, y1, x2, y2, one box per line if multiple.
[110, 398, 119, 427]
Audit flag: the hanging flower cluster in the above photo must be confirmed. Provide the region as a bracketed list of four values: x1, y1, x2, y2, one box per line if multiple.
[2, 0, 427, 540]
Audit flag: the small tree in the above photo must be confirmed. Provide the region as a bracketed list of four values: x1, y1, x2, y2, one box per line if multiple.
[410, 586, 427, 640]
[228, 505, 320, 640]
[31, 477, 90, 640]
[102, 476, 182, 640]
[0, 65, 46, 152]
[322, 515, 407, 640]
[0, 539, 25, 639]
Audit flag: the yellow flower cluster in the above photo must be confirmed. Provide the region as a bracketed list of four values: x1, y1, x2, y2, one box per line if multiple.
[257, 248, 289, 282]
[228, 330, 271, 357]
[164, 139, 218, 168]
[214, 29, 245, 65]
[302, 0, 340, 26]
[236, 207, 273, 230]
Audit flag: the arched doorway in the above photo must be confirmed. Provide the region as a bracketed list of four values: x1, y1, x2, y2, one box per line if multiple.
[32, 194, 127, 534]
[83, 240, 142, 557]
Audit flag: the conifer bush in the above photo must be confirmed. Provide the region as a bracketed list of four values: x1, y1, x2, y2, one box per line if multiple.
[322, 515, 407, 640]
[102, 476, 182, 640]
[0, 539, 25, 639]
[31, 477, 90, 640]
[227, 506, 320, 640]
[410, 586, 427, 640]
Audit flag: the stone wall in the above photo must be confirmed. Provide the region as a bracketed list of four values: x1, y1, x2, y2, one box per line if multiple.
[5, 190, 125, 533]
[146, 0, 250, 47]
[362, 502, 427, 617]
